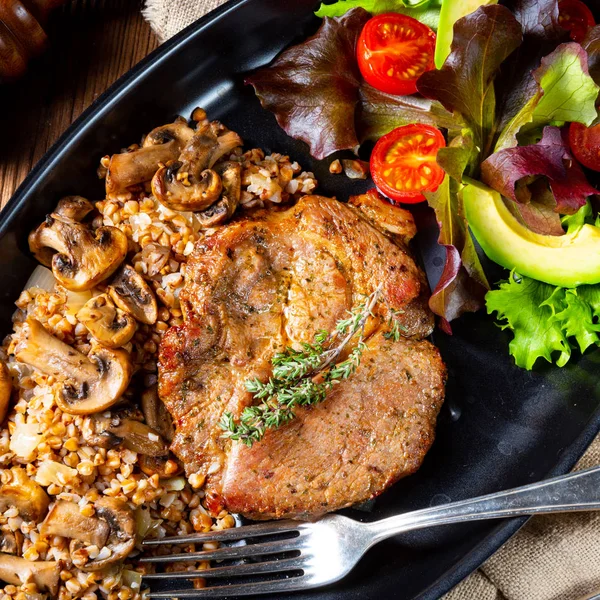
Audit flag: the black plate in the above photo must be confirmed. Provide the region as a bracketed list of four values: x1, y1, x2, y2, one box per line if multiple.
[2, 2, 600, 599]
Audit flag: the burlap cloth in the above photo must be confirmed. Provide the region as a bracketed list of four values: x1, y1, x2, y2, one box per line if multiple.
[142, 2, 600, 598]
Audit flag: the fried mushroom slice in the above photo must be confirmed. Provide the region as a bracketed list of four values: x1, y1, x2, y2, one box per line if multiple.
[42, 499, 135, 571]
[105, 120, 196, 194]
[14, 319, 132, 415]
[141, 384, 174, 442]
[107, 419, 169, 456]
[196, 161, 242, 228]
[76, 498, 135, 571]
[0, 361, 12, 424]
[0, 554, 59, 595]
[0, 530, 22, 555]
[152, 123, 243, 212]
[53, 196, 94, 221]
[108, 264, 158, 325]
[28, 214, 127, 291]
[41, 501, 110, 548]
[77, 293, 136, 348]
[0, 467, 49, 522]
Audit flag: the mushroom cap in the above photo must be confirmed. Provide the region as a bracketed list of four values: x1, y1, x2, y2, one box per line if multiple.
[15, 319, 133, 416]
[196, 161, 242, 228]
[152, 164, 222, 212]
[151, 123, 243, 213]
[108, 264, 158, 325]
[80, 497, 135, 571]
[29, 215, 128, 292]
[0, 554, 59, 595]
[53, 196, 94, 221]
[0, 361, 12, 424]
[57, 344, 133, 415]
[77, 293, 136, 348]
[105, 121, 195, 194]
[41, 501, 110, 548]
[0, 467, 49, 523]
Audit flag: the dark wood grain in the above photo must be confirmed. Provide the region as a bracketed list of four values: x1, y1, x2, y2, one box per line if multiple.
[0, 0, 159, 208]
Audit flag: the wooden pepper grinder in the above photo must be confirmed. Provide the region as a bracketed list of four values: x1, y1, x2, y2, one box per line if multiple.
[0, 0, 66, 81]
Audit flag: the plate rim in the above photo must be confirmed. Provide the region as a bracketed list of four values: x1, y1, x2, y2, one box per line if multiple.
[2, 2, 600, 599]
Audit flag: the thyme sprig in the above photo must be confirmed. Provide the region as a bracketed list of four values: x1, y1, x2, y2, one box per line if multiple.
[219, 286, 382, 446]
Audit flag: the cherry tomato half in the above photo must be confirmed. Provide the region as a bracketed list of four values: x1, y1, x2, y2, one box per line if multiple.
[370, 124, 446, 204]
[357, 13, 436, 96]
[558, 0, 595, 43]
[569, 121, 600, 171]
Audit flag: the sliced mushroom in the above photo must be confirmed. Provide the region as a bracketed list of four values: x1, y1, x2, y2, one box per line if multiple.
[0, 554, 59, 595]
[41, 501, 110, 548]
[0, 361, 12, 424]
[28, 214, 128, 291]
[0, 467, 49, 522]
[79, 498, 135, 571]
[0, 530, 22, 555]
[53, 196, 94, 221]
[107, 419, 169, 457]
[141, 384, 174, 442]
[77, 293, 136, 348]
[196, 161, 242, 228]
[151, 123, 243, 212]
[105, 121, 195, 194]
[108, 264, 158, 325]
[14, 319, 132, 415]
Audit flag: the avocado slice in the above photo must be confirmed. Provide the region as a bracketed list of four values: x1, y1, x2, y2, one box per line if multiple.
[435, 0, 498, 68]
[462, 182, 600, 288]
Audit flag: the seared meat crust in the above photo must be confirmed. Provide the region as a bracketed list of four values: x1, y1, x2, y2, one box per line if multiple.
[159, 194, 446, 519]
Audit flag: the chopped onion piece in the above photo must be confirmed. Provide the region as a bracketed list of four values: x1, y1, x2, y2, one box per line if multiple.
[35, 460, 77, 486]
[65, 290, 93, 316]
[23, 266, 56, 293]
[9, 422, 41, 459]
[122, 569, 143, 590]
[163, 476, 185, 492]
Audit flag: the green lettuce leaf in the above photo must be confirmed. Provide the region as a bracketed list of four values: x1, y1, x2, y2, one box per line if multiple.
[495, 43, 600, 151]
[315, 0, 442, 30]
[486, 274, 571, 369]
[486, 273, 600, 369]
[561, 200, 598, 234]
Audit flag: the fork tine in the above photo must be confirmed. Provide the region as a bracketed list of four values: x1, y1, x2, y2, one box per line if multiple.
[142, 520, 300, 547]
[139, 537, 304, 564]
[142, 556, 307, 580]
[147, 574, 311, 598]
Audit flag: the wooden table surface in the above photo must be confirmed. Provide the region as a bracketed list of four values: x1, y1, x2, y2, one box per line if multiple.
[0, 0, 160, 208]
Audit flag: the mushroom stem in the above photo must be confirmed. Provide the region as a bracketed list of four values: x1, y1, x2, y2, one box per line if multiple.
[0, 554, 59, 595]
[14, 319, 132, 415]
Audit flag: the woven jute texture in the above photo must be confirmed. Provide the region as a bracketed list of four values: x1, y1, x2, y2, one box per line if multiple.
[142, 2, 600, 598]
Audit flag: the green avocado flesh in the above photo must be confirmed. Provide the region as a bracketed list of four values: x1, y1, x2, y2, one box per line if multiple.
[462, 182, 600, 288]
[435, 0, 498, 68]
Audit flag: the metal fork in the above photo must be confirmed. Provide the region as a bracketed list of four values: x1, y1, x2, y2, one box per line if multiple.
[141, 464, 600, 598]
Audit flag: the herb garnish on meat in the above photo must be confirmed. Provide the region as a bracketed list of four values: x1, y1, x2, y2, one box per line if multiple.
[220, 285, 404, 446]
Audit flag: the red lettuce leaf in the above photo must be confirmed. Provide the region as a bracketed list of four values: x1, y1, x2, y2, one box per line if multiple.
[507, 179, 564, 236]
[583, 25, 600, 86]
[245, 8, 370, 160]
[357, 84, 456, 142]
[424, 177, 489, 328]
[495, 0, 567, 133]
[417, 5, 522, 162]
[481, 126, 599, 214]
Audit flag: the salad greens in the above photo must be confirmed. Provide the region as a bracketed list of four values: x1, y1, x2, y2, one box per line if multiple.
[482, 126, 598, 213]
[487, 272, 600, 370]
[248, 0, 600, 370]
[246, 9, 453, 160]
[315, 0, 442, 30]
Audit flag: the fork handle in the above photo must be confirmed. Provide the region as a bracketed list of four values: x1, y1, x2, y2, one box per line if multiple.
[367, 465, 600, 543]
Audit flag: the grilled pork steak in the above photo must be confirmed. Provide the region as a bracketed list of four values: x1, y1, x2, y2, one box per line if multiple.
[159, 193, 446, 520]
